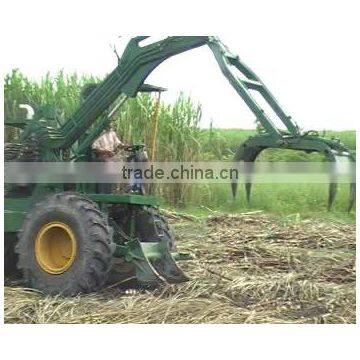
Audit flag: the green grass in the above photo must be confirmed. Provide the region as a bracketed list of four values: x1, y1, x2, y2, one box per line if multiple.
[164, 183, 355, 223]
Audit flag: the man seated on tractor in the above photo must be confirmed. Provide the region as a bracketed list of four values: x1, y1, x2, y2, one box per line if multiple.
[92, 127, 150, 195]
[92, 124, 126, 193]
[82, 83, 125, 164]
[92, 123, 124, 162]
[81, 83, 125, 193]
[82, 84, 150, 194]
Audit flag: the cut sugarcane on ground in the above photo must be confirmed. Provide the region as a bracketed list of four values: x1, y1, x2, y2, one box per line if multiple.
[4, 212, 355, 324]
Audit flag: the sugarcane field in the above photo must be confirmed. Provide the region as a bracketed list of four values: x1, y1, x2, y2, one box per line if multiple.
[1, 3, 359, 358]
[3, 64, 356, 323]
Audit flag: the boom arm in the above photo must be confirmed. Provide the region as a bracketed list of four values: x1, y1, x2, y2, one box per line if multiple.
[28, 36, 300, 151]
[54, 36, 209, 149]
[208, 39, 299, 138]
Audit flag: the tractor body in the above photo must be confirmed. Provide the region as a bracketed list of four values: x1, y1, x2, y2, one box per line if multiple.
[4, 36, 355, 295]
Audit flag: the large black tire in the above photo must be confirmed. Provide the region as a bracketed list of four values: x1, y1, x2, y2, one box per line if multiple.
[16, 193, 114, 296]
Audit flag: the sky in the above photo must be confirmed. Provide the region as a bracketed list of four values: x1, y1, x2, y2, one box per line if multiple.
[2, 1, 359, 131]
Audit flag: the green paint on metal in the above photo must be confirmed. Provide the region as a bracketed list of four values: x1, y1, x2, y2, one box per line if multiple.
[4, 210, 26, 232]
[141, 242, 167, 261]
[4, 119, 28, 128]
[116, 239, 164, 285]
[88, 194, 159, 206]
[4, 197, 36, 232]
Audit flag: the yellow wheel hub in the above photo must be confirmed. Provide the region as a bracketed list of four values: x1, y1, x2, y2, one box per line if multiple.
[35, 222, 77, 275]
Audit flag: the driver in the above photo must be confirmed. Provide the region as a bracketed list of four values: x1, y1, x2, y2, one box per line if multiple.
[91, 124, 125, 194]
[92, 124, 124, 162]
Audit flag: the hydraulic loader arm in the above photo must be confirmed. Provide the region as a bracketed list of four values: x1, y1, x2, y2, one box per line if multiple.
[25, 36, 299, 151]
[208, 39, 299, 138]
[54, 36, 209, 149]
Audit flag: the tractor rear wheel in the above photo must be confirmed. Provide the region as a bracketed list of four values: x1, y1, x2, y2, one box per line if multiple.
[16, 193, 114, 296]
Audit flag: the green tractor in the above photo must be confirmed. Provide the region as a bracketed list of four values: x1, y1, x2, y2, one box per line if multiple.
[4, 36, 355, 296]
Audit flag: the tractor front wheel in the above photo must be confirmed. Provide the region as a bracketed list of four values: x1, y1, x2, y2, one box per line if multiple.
[16, 193, 114, 296]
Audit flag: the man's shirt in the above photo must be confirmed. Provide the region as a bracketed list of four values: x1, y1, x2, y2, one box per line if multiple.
[92, 129, 123, 156]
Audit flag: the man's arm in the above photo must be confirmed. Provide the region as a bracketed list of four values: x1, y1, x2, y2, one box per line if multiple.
[110, 130, 125, 153]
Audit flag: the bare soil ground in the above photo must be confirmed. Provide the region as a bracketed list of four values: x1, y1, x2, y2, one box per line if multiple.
[4, 212, 356, 324]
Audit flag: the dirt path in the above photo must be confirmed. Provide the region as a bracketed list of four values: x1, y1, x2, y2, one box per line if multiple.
[4, 213, 356, 324]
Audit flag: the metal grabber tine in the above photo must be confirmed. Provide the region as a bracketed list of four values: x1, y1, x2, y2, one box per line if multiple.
[348, 182, 356, 213]
[232, 144, 264, 203]
[150, 237, 189, 284]
[326, 150, 355, 212]
[231, 165, 240, 199]
[231, 144, 245, 199]
[244, 160, 256, 203]
[328, 182, 338, 212]
[348, 153, 356, 212]
[326, 151, 338, 211]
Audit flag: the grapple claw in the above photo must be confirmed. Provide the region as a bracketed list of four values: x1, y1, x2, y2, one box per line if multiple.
[328, 183, 338, 211]
[325, 150, 355, 211]
[231, 179, 238, 199]
[348, 153, 356, 212]
[348, 183, 356, 213]
[324, 150, 338, 211]
[232, 143, 264, 202]
[245, 182, 252, 203]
